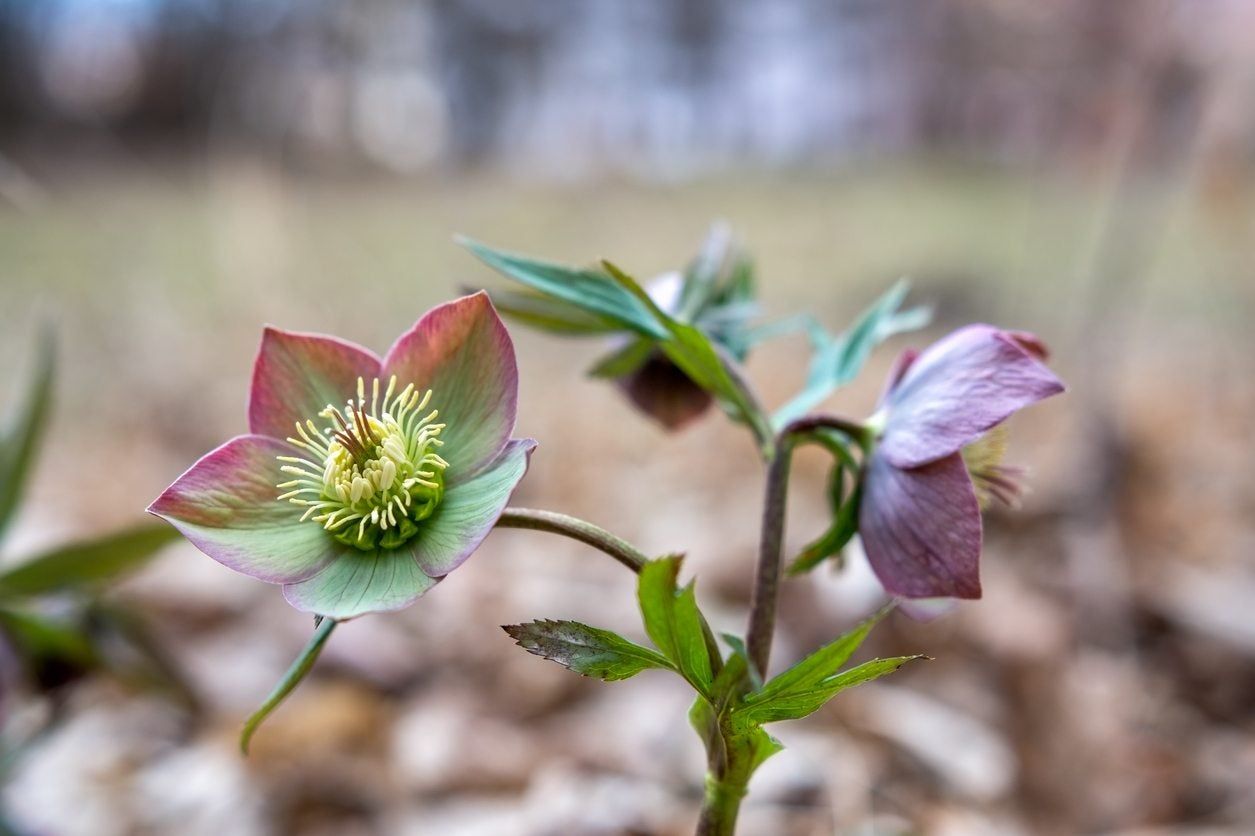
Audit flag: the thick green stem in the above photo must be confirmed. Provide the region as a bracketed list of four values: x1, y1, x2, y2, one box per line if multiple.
[696, 772, 748, 836]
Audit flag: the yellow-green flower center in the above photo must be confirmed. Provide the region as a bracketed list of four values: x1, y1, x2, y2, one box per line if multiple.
[277, 376, 449, 550]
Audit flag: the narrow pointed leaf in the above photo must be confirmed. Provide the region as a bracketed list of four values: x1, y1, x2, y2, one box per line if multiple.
[736, 655, 925, 724]
[588, 337, 655, 380]
[747, 607, 890, 704]
[460, 238, 667, 338]
[503, 619, 674, 681]
[774, 280, 930, 427]
[0, 329, 54, 544]
[240, 617, 337, 755]
[484, 288, 621, 335]
[637, 556, 715, 694]
[0, 524, 180, 599]
[788, 482, 862, 576]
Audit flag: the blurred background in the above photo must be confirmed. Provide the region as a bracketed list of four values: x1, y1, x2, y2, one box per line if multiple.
[1, 1, 1254, 834]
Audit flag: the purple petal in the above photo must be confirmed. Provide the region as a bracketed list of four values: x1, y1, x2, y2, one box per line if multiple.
[880, 325, 1064, 468]
[148, 435, 344, 584]
[410, 438, 536, 578]
[859, 450, 983, 599]
[249, 327, 381, 441]
[382, 293, 519, 484]
[619, 353, 714, 430]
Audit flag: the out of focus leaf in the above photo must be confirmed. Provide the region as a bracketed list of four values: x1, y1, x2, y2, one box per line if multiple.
[0, 329, 54, 545]
[460, 238, 668, 338]
[89, 603, 199, 711]
[602, 260, 773, 449]
[485, 287, 622, 335]
[0, 606, 98, 683]
[503, 619, 674, 681]
[0, 524, 180, 599]
[774, 280, 930, 427]
[241, 617, 336, 755]
[637, 555, 715, 695]
[676, 222, 734, 319]
[588, 337, 655, 380]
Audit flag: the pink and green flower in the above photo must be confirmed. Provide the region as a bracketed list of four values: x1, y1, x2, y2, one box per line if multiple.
[149, 293, 533, 619]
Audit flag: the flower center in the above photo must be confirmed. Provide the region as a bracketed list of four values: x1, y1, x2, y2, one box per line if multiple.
[277, 376, 449, 551]
[961, 426, 1024, 509]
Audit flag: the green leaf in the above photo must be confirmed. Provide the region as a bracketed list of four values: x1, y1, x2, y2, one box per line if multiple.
[637, 555, 715, 694]
[484, 288, 622, 335]
[0, 329, 54, 545]
[747, 608, 887, 705]
[736, 656, 925, 725]
[0, 606, 97, 672]
[787, 482, 862, 576]
[241, 617, 337, 755]
[676, 222, 735, 319]
[0, 524, 180, 599]
[459, 238, 668, 339]
[773, 280, 930, 427]
[503, 619, 674, 681]
[587, 337, 655, 380]
[733, 607, 924, 724]
[601, 260, 773, 450]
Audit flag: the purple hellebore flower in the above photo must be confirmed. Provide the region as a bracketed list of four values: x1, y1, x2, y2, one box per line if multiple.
[858, 325, 1064, 600]
[149, 293, 534, 619]
[616, 272, 713, 430]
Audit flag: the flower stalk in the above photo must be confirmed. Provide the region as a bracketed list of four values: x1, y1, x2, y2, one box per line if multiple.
[240, 616, 337, 754]
[495, 508, 647, 573]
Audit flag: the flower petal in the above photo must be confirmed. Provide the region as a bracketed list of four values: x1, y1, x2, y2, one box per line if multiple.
[382, 293, 518, 484]
[410, 438, 536, 578]
[859, 450, 982, 599]
[281, 549, 438, 619]
[619, 353, 714, 430]
[249, 327, 381, 440]
[148, 435, 344, 584]
[881, 325, 1064, 468]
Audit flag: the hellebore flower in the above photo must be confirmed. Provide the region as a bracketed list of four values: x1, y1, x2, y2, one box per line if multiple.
[149, 293, 533, 619]
[858, 325, 1064, 600]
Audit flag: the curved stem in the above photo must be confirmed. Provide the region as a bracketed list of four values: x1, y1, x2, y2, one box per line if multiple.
[496, 507, 647, 573]
[240, 616, 337, 755]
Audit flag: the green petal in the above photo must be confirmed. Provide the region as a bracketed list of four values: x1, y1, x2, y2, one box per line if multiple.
[281, 549, 438, 619]
[148, 435, 344, 584]
[411, 438, 535, 577]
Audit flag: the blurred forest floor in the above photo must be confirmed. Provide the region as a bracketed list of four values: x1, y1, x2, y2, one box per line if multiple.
[0, 161, 1253, 835]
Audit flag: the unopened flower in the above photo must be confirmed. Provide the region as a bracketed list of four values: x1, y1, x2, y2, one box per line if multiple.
[149, 293, 533, 619]
[858, 325, 1064, 599]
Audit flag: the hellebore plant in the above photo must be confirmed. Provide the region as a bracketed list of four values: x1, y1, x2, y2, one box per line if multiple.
[153, 230, 1064, 834]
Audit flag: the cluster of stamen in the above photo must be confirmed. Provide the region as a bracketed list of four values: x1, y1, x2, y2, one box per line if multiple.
[277, 376, 449, 550]
[962, 426, 1025, 509]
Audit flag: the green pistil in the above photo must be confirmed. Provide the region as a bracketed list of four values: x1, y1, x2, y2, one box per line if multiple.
[277, 376, 450, 551]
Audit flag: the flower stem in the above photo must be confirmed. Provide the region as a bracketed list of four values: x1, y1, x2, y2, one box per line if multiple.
[240, 616, 337, 755]
[744, 413, 869, 678]
[496, 507, 647, 573]
[696, 772, 748, 836]
[744, 437, 794, 678]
